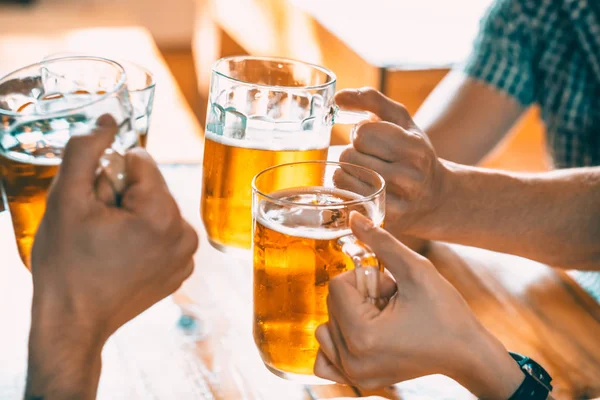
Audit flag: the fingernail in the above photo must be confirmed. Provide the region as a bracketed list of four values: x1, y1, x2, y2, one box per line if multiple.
[350, 211, 373, 232]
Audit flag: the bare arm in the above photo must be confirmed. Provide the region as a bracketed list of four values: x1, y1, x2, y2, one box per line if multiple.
[25, 306, 104, 400]
[411, 163, 600, 270]
[415, 71, 526, 165]
[336, 88, 600, 271]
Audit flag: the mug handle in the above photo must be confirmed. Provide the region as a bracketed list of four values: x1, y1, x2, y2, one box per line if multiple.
[99, 147, 127, 195]
[338, 235, 381, 303]
[329, 105, 371, 125]
[0, 179, 7, 213]
[97, 118, 132, 196]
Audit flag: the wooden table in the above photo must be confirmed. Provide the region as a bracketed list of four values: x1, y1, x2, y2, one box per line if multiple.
[2, 27, 600, 400]
[2, 162, 600, 399]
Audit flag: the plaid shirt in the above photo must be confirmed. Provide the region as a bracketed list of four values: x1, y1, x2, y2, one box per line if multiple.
[464, 0, 600, 301]
[464, 0, 600, 168]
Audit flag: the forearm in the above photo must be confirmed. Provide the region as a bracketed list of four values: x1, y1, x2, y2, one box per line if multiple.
[25, 300, 104, 400]
[412, 162, 600, 270]
[415, 72, 523, 165]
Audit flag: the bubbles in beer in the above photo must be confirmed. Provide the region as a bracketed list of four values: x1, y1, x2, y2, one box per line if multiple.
[253, 187, 381, 378]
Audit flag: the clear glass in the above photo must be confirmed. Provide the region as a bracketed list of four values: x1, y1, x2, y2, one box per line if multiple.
[41, 54, 156, 149]
[201, 56, 365, 257]
[120, 60, 155, 148]
[251, 161, 385, 384]
[0, 56, 137, 269]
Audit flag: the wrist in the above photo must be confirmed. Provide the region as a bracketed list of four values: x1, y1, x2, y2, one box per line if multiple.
[27, 306, 105, 400]
[404, 159, 463, 237]
[447, 324, 525, 399]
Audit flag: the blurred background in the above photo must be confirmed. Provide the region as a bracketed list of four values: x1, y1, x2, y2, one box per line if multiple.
[0, 0, 548, 171]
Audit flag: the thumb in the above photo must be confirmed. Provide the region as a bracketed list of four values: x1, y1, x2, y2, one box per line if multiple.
[334, 87, 415, 129]
[349, 212, 427, 283]
[57, 114, 118, 193]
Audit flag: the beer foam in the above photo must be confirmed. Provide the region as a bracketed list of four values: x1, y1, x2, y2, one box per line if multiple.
[256, 187, 382, 240]
[205, 127, 329, 151]
[256, 213, 353, 241]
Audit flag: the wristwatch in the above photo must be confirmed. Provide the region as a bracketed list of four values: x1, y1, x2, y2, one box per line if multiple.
[508, 352, 553, 400]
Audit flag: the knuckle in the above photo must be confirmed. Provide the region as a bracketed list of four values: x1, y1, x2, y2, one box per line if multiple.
[360, 380, 383, 391]
[185, 224, 200, 254]
[351, 125, 369, 149]
[149, 199, 181, 235]
[339, 146, 356, 164]
[341, 359, 366, 382]
[183, 261, 195, 280]
[395, 101, 409, 114]
[346, 330, 376, 356]
[357, 86, 380, 101]
[328, 274, 345, 294]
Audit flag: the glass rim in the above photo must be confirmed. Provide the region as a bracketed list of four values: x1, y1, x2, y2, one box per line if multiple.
[119, 59, 156, 92]
[252, 160, 386, 209]
[212, 55, 337, 91]
[0, 55, 127, 118]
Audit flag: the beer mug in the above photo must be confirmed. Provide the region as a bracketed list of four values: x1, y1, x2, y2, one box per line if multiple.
[201, 56, 367, 255]
[118, 60, 156, 148]
[0, 56, 137, 268]
[42, 54, 156, 148]
[252, 161, 385, 384]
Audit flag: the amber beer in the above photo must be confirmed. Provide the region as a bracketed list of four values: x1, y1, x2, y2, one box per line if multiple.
[201, 132, 327, 251]
[0, 152, 58, 268]
[253, 186, 382, 379]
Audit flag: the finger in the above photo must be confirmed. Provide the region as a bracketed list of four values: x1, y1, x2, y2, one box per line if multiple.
[124, 147, 168, 189]
[339, 147, 391, 178]
[379, 271, 397, 299]
[120, 148, 170, 215]
[335, 87, 414, 128]
[327, 269, 384, 334]
[350, 212, 428, 282]
[315, 324, 342, 368]
[339, 148, 423, 202]
[95, 172, 118, 207]
[332, 168, 377, 198]
[326, 315, 351, 361]
[57, 114, 118, 192]
[352, 121, 417, 163]
[173, 221, 200, 262]
[313, 350, 353, 385]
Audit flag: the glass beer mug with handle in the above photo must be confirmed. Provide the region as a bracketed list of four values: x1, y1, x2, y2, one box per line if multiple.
[201, 56, 367, 256]
[252, 161, 385, 384]
[0, 56, 137, 269]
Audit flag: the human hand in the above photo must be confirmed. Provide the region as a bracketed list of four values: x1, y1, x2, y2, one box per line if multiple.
[335, 88, 449, 239]
[31, 114, 198, 344]
[314, 212, 524, 398]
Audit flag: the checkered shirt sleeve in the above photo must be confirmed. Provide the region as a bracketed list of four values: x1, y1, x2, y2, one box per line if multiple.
[463, 0, 537, 106]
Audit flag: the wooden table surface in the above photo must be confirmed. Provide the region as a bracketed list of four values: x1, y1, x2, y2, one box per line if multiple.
[2, 27, 600, 400]
[1, 163, 600, 399]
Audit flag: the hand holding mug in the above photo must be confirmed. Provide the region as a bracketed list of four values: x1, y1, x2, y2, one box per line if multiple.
[26, 115, 199, 399]
[314, 212, 525, 398]
[336, 88, 448, 242]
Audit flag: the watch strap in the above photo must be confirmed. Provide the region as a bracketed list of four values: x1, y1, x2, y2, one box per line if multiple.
[508, 352, 552, 400]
